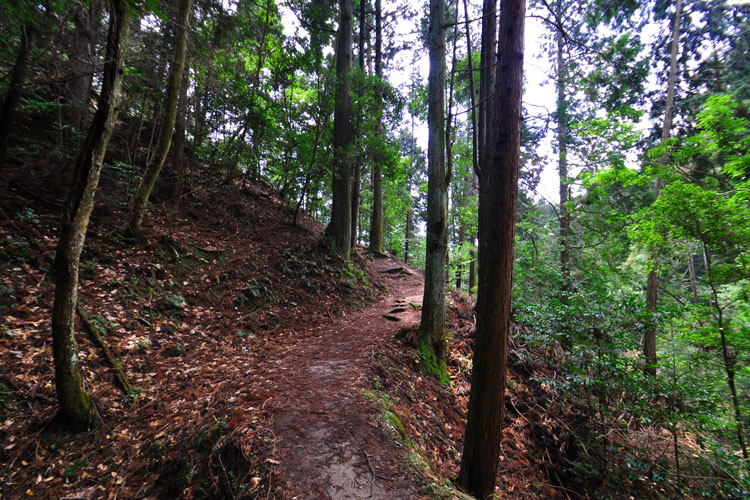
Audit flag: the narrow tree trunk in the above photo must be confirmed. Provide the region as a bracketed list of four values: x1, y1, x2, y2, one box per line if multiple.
[556, 10, 571, 301]
[456, 224, 464, 290]
[369, 0, 385, 254]
[359, 0, 367, 69]
[418, 0, 449, 384]
[704, 248, 748, 459]
[446, 22, 459, 289]
[128, 0, 192, 236]
[405, 208, 412, 263]
[325, 0, 354, 259]
[129, 91, 151, 165]
[469, 173, 478, 293]
[171, 59, 190, 206]
[687, 253, 699, 303]
[462, 0, 479, 176]
[352, 0, 367, 249]
[645, 0, 682, 376]
[0, 24, 35, 169]
[469, 247, 476, 292]
[458, 0, 525, 495]
[52, 0, 128, 432]
[66, 3, 99, 130]
[468, 0, 496, 293]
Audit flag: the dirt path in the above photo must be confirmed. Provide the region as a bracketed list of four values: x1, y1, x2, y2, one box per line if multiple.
[253, 253, 425, 499]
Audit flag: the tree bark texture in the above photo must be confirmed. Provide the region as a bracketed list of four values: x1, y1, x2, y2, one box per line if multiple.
[458, 0, 525, 495]
[128, 0, 193, 236]
[418, 0, 448, 383]
[325, 0, 354, 260]
[52, 0, 128, 432]
[369, 0, 385, 254]
[478, 0, 497, 171]
[171, 58, 191, 205]
[0, 23, 35, 169]
[645, 0, 682, 376]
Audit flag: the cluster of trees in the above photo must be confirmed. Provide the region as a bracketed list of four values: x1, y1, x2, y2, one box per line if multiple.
[1, 0, 749, 494]
[511, 0, 750, 494]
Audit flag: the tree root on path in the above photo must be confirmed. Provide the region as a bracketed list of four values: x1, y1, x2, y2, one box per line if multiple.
[76, 299, 132, 395]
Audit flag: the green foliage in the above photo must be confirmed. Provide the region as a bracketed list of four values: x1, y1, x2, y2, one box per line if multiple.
[0, 237, 32, 264]
[15, 207, 40, 224]
[236, 329, 256, 340]
[163, 293, 187, 310]
[64, 457, 90, 477]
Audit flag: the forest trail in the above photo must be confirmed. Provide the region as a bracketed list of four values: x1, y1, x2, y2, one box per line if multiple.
[252, 252, 425, 499]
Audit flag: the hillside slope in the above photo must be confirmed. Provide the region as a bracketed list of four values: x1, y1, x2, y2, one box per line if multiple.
[1, 163, 581, 499]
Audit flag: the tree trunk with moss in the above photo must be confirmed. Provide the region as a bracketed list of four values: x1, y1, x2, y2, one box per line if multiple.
[52, 0, 128, 432]
[128, 0, 192, 236]
[458, 0, 525, 495]
[418, 0, 448, 384]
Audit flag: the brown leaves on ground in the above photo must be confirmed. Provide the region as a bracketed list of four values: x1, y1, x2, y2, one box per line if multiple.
[3, 161, 593, 500]
[0, 165, 378, 499]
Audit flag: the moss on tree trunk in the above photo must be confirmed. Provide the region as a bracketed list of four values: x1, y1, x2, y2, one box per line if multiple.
[51, 0, 128, 432]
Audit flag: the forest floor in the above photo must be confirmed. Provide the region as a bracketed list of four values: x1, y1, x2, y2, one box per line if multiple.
[2, 161, 598, 499]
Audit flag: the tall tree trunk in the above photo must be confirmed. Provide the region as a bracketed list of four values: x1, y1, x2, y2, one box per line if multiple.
[51, 0, 128, 432]
[556, 6, 571, 302]
[325, 0, 354, 259]
[351, 163, 361, 247]
[359, 0, 367, 69]
[478, 0, 496, 170]
[66, 2, 100, 130]
[418, 0, 448, 384]
[463, 0, 480, 295]
[0, 24, 35, 169]
[171, 59, 191, 206]
[369, 0, 384, 254]
[645, 0, 682, 376]
[404, 207, 412, 263]
[128, 0, 193, 236]
[458, 0, 525, 495]
[466, 0, 496, 293]
[351, 0, 368, 248]
[446, 20, 459, 288]
[462, 0, 479, 176]
[455, 226, 463, 290]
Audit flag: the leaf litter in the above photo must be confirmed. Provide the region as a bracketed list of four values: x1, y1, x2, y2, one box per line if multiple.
[1, 165, 592, 499]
